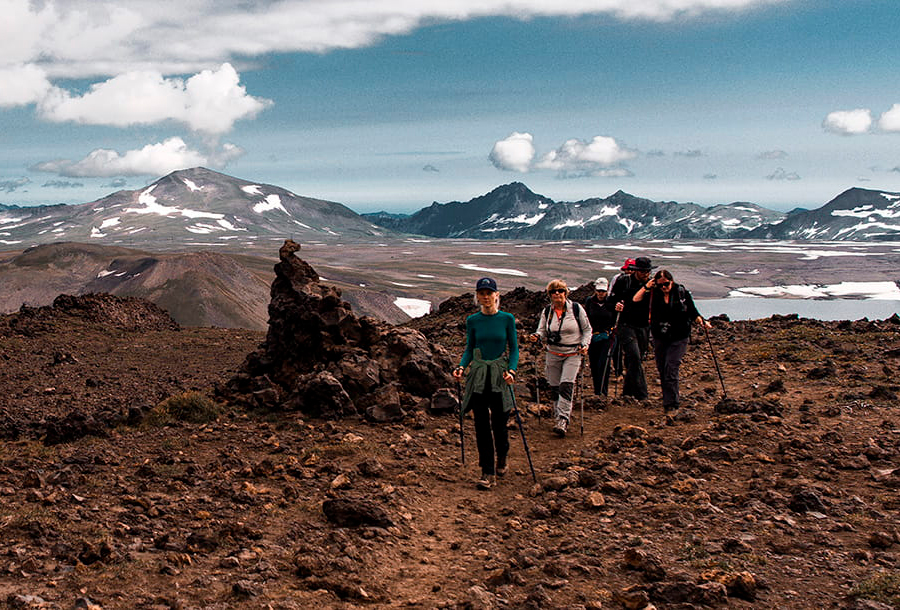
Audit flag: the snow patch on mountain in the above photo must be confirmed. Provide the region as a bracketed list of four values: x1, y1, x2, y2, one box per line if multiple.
[252, 194, 288, 214]
[126, 186, 224, 220]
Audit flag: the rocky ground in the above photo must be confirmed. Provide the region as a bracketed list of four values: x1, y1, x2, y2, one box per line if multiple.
[1, 288, 900, 609]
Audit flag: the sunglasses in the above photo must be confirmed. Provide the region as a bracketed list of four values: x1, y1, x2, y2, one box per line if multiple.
[657, 281, 672, 288]
[548, 288, 567, 294]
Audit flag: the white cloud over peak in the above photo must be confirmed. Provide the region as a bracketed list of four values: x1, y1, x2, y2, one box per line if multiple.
[491, 133, 637, 178]
[534, 136, 637, 177]
[878, 104, 900, 132]
[37, 64, 270, 134]
[30, 137, 240, 178]
[822, 108, 873, 135]
[489, 132, 535, 173]
[1, 0, 790, 78]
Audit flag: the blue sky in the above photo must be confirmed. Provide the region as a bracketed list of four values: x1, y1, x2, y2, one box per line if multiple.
[2, 0, 900, 213]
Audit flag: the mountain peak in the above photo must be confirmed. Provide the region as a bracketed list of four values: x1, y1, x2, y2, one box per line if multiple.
[486, 182, 537, 197]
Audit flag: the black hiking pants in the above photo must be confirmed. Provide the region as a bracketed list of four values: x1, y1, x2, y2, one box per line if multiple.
[619, 324, 649, 400]
[653, 336, 689, 411]
[470, 375, 509, 476]
[588, 333, 611, 396]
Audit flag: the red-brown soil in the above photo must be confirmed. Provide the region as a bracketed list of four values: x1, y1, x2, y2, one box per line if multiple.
[1, 294, 900, 609]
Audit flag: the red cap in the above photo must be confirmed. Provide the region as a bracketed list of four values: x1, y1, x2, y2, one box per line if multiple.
[621, 258, 636, 271]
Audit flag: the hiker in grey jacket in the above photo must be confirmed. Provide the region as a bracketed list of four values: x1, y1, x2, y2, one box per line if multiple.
[528, 279, 592, 437]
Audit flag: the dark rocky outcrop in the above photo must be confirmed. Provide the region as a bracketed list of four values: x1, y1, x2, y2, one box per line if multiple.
[221, 240, 453, 419]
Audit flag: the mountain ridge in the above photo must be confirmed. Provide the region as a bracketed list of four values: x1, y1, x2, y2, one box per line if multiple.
[364, 183, 900, 241]
[0, 167, 389, 249]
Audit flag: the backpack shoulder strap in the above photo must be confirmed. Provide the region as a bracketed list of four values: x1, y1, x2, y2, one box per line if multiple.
[572, 301, 583, 332]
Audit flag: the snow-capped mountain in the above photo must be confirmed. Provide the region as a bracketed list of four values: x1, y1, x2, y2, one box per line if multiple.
[0, 167, 387, 248]
[741, 187, 900, 241]
[364, 183, 787, 240]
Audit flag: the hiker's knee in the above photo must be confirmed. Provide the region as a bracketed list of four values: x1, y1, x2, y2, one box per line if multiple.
[559, 382, 574, 401]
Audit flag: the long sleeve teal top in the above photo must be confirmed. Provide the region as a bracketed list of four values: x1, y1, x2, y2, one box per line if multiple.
[458, 310, 519, 371]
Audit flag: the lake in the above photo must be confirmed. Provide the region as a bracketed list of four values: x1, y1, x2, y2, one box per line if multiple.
[697, 298, 900, 321]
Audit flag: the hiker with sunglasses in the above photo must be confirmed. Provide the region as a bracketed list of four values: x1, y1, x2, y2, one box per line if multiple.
[528, 280, 592, 437]
[633, 269, 711, 412]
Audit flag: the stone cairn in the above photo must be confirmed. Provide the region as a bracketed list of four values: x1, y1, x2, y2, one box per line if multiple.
[221, 240, 454, 421]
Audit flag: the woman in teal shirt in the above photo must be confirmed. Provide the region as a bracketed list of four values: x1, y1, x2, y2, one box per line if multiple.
[452, 277, 519, 490]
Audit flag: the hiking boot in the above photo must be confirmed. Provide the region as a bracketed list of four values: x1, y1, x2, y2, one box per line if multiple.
[552, 418, 568, 437]
[496, 456, 508, 477]
[476, 474, 495, 490]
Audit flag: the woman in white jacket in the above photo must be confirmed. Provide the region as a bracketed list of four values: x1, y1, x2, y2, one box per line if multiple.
[529, 279, 592, 437]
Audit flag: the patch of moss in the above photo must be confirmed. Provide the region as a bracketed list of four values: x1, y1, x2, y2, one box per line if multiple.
[849, 571, 900, 606]
[147, 391, 221, 425]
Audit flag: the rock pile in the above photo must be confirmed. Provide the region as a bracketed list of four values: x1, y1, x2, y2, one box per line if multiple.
[222, 240, 454, 420]
[0, 292, 179, 336]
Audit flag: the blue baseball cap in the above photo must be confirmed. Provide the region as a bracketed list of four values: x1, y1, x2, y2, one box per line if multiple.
[475, 277, 498, 292]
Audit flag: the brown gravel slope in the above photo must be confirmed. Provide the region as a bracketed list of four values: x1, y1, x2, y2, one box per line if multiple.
[1, 294, 900, 609]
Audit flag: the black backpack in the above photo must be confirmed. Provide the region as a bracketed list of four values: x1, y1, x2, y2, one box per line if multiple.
[542, 301, 584, 333]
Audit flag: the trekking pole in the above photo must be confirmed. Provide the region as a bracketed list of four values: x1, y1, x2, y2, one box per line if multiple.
[508, 385, 537, 483]
[456, 377, 465, 464]
[701, 321, 727, 398]
[534, 348, 542, 424]
[578, 357, 585, 438]
[599, 313, 621, 397]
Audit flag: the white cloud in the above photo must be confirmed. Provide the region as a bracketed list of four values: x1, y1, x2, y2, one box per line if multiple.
[766, 167, 800, 181]
[489, 132, 535, 173]
[534, 136, 637, 176]
[0, 64, 52, 107]
[822, 108, 873, 135]
[878, 103, 900, 132]
[757, 149, 787, 160]
[37, 63, 269, 134]
[0, 1, 791, 78]
[30, 137, 231, 177]
[0, 177, 31, 193]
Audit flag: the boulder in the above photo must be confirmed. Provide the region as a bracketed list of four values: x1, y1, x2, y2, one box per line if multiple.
[221, 240, 453, 420]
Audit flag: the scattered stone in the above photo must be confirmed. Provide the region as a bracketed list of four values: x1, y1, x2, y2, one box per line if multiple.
[322, 495, 394, 528]
[430, 387, 460, 415]
[458, 585, 499, 609]
[788, 487, 827, 513]
[868, 531, 896, 549]
[648, 580, 727, 606]
[231, 580, 262, 598]
[356, 458, 384, 478]
[623, 548, 666, 582]
[701, 569, 757, 600]
[613, 585, 650, 610]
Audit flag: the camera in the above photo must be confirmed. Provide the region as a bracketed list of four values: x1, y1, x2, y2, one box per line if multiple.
[548, 330, 562, 345]
[658, 322, 671, 337]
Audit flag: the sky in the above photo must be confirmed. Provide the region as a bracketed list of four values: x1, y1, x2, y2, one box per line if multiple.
[2, 0, 900, 214]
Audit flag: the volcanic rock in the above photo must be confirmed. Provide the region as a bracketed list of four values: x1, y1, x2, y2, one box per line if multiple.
[222, 240, 453, 419]
[322, 495, 395, 528]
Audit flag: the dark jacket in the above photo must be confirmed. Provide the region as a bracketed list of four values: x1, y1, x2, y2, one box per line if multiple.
[584, 293, 616, 336]
[606, 273, 650, 328]
[649, 283, 701, 342]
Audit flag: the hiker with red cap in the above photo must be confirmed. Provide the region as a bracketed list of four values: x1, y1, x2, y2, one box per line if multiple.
[606, 256, 654, 401]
